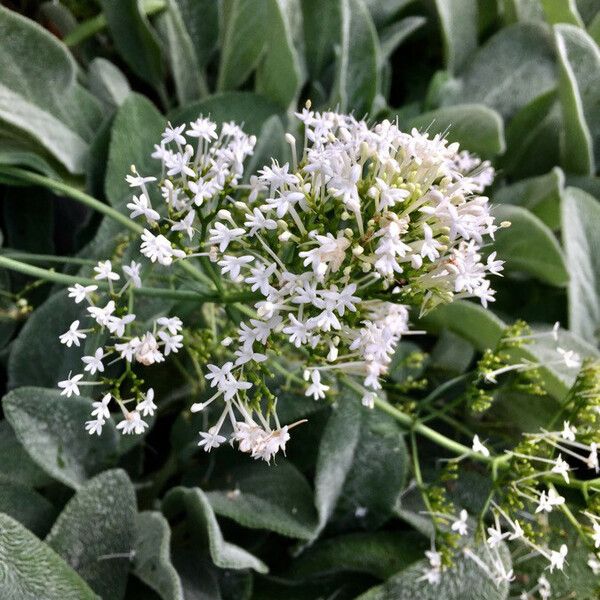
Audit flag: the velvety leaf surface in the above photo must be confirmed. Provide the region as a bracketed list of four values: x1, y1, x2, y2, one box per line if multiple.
[0, 513, 97, 600]
[2, 387, 118, 488]
[46, 469, 136, 600]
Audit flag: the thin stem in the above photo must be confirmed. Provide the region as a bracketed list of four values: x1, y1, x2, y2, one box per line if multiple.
[63, 0, 167, 47]
[0, 256, 252, 304]
[1, 166, 214, 287]
[1, 251, 96, 267]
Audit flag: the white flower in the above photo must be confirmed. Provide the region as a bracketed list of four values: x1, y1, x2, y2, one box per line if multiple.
[561, 420, 577, 442]
[82, 347, 105, 374]
[127, 193, 160, 223]
[93, 260, 120, 282]
[218, 255, 254, 280]
[551, 454, 570, 483]
[171, 210, 196, 240]
[138, 388, 157, 417]
[156, 316, 183, 335]
[117, 410, 148, 435]
[59, 320, 86, 347]
[361, 392, 376, 409]
[198, 428, 226, 451]
[557, 347, 582, 369]
[450, 509, 468, 536]
[205, 362, 234, 389]
[186, 117, 217, 141]
[115, 339, 140, 362]
[486, 523, 508, 548]
[91, 393, 112, 419]
[140, 229, 185, 266]
[162, 123, 186, 145]
[209, 222, 246, 252]
[548, 544, 568, 572]
[158, 330, 183, 355]
[244, 208, 277, 235]
[85, 417, 105, 436]
[305, 370, 329, 400]
[283, 315, 310, 348]
[123, 261, 143, 288]
[106, 313, 136, 337]
[67, 283, 97, 304]
[87, 300, 116, 327]
[58, 373, 83, 397]
[126, 173, 157, 188]
[472, 434, 490, 457]
[134, 333, 163, 365]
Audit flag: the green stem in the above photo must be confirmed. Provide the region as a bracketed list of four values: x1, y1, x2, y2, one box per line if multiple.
[1, 251, 96, 267]
[1, 166, 214, 287]
[63, 0, 167, 47]
[1, 166, 139, 232]
[0, 256, 251, 304]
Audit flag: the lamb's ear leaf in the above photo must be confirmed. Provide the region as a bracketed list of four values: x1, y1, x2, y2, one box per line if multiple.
[0, 5, 103, 174]
[206, 459, 319, 540]
[162, 486, 268, 573]
[0, 512, 97, 600]
[357, 543, 512, 600]
[433, 0, 478, 73]
[133, 511, 184, 600]
[314, 391, 408, 535]
[46, 469, 136, 600]
[2, 387, 119, 489]
[442, 22, 556, 120]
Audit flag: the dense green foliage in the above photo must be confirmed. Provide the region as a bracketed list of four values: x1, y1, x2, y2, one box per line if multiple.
[0, 1, 600, 599]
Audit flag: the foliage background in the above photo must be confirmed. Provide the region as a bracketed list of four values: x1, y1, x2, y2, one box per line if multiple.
[0, 0, 599, 598]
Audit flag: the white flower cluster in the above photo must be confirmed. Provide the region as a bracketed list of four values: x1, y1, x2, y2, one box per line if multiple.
[191, 109, 502, 460]
[57, 261, 183, 435]
[58, 110, 502, 462]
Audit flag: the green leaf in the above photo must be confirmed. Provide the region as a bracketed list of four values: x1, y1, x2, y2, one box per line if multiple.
[405, 104, 505, 156]
[0, 481, 56, 536]
[357, 543, 511, 600]
[156, 0, 207, 105]
[0, 513, 97, 600]
[315, 391, 408, 533]
[7, 290, 97, 389]
[444, 22, 556, 119]
[162, 487, 268, 573]
[133, 511, 184, 600]
[171, 92, 283, 137]
[88, 58, 131, 109]
[100, 0, 165, 89]
[331, 0, 380, 116]
[105, 93, 165, 210]
[502, 90, 561, 179]
[172, 0, 219, 69]
[555, 24, 600, 174]
[301, 0, 342, 79]
[0, 420, 52, 487]
[419, 300, 505, 349]
[562, 186, 600, 343]
[217, 0, 268, 91]
[379, 16, 427, 63]
[363, 0, 414, 27]
[206, 459, 318, 540]
[492, 204, 569, 285]
[0, 5, 102, 174]
[255, 0, 303, 108]
[2, 387, 118, 489]
[46, 469, 136, 600]
[542, 0, 584, 26]
[287, 531, 426, 580]
[433, 0, 478, 73]
[493, 167, 564, 230]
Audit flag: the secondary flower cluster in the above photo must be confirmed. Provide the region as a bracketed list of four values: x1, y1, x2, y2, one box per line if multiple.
[57, 261, 183, 435]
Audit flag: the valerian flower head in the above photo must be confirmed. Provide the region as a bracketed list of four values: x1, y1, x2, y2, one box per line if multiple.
[57, 111, 502, 463]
